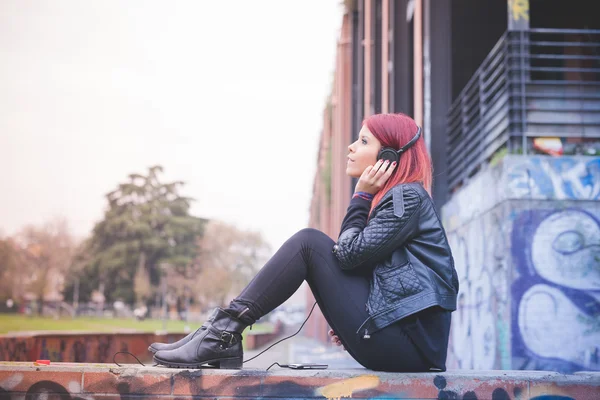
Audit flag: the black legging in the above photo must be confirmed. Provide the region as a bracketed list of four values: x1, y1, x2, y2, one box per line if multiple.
[225, 228, 430, 372]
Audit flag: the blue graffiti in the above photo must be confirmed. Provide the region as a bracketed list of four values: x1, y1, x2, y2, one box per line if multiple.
[507, 157, 600, 200]
[511, 208, 600, 373]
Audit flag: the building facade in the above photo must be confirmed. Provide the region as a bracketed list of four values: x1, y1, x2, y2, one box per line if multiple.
[307, 0, 600, 372]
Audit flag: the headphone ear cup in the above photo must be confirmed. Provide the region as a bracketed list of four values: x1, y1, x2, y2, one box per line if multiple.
[378, 148, 399, 164]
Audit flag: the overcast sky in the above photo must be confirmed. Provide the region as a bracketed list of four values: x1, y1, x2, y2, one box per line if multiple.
[0, 1, 344, 251]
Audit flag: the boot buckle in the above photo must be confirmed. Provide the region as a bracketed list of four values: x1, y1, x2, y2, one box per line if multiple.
[220, 331, 235, 344]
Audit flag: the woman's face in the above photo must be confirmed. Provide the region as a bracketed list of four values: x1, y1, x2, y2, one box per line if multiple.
[346, 125, 382, 178]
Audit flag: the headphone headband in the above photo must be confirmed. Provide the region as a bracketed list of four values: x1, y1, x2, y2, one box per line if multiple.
[396, 125, 421, 155]
[377, 125, 423, 164]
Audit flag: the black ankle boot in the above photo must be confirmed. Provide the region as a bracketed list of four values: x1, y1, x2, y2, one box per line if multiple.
[148, 308, 219, 354]
[153, 308, 248, 369]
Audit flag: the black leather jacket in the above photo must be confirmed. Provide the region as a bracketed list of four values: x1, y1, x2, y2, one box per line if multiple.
[333, 182, 459, 340]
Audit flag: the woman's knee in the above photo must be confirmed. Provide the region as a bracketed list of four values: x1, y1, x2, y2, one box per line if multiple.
[294, 228, 333, 243]
[293, 228, 334, 247]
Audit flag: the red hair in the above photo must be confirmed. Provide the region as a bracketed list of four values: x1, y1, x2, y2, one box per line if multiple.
[363, 113, 433, 212]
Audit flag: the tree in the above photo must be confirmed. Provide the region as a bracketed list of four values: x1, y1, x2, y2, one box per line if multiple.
[16, 218, 76, 313]
[133, 251, 152, 304]
[0, 237, 26, 303]
[64, 166, 206, 306]
[192, 220, 271, 310]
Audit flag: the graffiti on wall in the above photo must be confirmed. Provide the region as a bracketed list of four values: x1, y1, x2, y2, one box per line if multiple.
[444, 156, 600, 230]
[0, 339, 28, 362]
[509, 0, 529, 22]
[0, 332, 196, 364]
[0, 335, 130, 364]
[443, 161, 506, 231]
[0, 369, 582, 400]
[512, 208, 600, 372]
[447, 208, 511, 370]
[508, 156, 600, 372]
[444, 155, 600, 372]
[506, 156, 600, 201]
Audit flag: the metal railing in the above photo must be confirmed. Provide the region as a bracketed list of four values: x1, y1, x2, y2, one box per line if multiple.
[446, 28, 600, 193]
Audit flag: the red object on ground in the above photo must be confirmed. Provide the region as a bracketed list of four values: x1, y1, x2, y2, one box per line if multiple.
[34, 360, 50, 365]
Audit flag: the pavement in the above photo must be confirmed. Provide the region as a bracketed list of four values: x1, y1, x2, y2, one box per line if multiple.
[242, 324, 362, 371]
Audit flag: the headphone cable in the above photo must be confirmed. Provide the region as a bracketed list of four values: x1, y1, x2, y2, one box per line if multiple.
[243, 301, 318, 365]
[110, 301, 319, 370]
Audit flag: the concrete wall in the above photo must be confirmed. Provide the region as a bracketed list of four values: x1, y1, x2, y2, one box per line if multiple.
[0, 327, 282, 364]
[0, 332, 182, 364]
[1, 363, 598, 399]
[442, 155, 600, 373]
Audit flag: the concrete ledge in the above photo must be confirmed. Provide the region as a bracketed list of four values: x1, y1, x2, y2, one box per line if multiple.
[0, 362, 599, 399]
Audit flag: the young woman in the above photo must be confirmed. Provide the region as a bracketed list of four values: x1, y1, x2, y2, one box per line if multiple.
[150, 113, 459, 372]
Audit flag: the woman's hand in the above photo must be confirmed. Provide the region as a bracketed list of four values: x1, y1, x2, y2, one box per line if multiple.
[328, 329, 345, 350]
[354, 159, 396, 195]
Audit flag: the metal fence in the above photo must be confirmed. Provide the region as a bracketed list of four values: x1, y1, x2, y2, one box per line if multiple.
[446, 28, 600, 193]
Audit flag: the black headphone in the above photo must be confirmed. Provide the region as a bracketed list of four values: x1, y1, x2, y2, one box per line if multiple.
[377, 126, 422, 163]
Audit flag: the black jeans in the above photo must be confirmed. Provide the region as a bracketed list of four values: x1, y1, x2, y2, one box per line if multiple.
[225, 228, 430, 372]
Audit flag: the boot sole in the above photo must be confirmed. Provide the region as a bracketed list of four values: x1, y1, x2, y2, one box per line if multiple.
[153, 355, 243, 369]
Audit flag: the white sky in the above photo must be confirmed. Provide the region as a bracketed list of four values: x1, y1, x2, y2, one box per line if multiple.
[0, 1, 344, 251]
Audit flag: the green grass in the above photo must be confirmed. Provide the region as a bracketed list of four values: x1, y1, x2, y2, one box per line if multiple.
[0, 313, 275, 335]
[0, 314, 191, 334]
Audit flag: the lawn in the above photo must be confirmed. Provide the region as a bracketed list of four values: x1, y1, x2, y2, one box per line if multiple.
[0, 314, 191, 334]
[0, 314, 275, 335]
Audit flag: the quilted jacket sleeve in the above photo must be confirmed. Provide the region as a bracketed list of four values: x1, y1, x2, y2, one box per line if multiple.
[334, 185, 422, 271]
